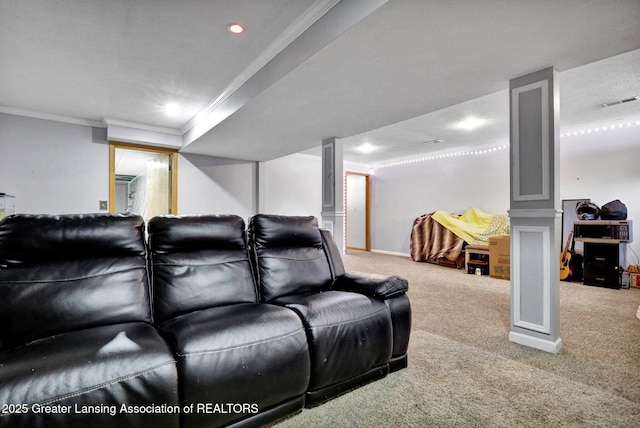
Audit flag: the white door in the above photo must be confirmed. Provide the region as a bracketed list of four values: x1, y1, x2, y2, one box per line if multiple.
[346, 173, 369, 250]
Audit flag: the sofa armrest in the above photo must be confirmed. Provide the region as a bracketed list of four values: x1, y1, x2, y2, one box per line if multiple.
[332, 271, 408, 299]
[320, 228, 345, 277]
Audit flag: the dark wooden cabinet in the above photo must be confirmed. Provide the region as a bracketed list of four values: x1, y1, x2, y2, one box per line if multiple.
[582, 242, 624, 289]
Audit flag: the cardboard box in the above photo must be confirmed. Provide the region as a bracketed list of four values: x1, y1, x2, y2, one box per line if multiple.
[489, 235, 510, 280]
[630, 273, 640, 288]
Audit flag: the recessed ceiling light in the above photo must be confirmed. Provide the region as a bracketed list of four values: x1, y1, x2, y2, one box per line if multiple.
[165, 103, 181, 116]
[228, 23, 244, 34]
[453, 116, 488, 131]
[357, 143, 376, 154]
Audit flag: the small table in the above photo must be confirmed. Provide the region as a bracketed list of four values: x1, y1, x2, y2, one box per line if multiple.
[465, 244, 490, 273]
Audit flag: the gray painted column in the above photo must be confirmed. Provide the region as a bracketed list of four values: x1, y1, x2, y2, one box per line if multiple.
[508, 67, 562, 353]
[321, 137, 345, 253]
[255, 161, 265, 214]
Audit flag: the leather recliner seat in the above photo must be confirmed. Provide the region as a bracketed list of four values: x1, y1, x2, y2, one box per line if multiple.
[0, 213, 179, 428]
[148, 215, 310, 427]
[247, 214, 410, 406]
[319, 227, 412, 372]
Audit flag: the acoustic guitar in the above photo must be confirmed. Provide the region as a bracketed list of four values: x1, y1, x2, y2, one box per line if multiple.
[559, 230, 574, 281]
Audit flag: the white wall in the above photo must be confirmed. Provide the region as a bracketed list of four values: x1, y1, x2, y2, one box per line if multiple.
[178, 152, 326, 223]
[0, 113, 109, 214]
[3, 112, 637, 264]
[259, 153, 322, 221]
[0, 113, 260, 221]
[368, 124, 640, 263]
[178, 153, 257, 220]
[371, 149, 510, 255]
[560, 125, 640, 264]
[0, 113, 321, 225]
[269, 128, 640, 264]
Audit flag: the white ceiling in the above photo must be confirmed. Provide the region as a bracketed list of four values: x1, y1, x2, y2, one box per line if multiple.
[2, 0, 640, 165]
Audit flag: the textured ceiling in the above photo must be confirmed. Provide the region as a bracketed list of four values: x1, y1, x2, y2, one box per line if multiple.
[0, 0, 319, 127]
[337, 49, 640, 166]
[1, 0, 640, 164]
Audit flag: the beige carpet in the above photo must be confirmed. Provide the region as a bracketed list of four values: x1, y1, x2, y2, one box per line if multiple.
[276, 250, 640, 427]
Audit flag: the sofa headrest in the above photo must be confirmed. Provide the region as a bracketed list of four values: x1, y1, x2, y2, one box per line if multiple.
[148, 214, 246, 252]
[249, 214, 322, 249]
[0, 213, 145, 264]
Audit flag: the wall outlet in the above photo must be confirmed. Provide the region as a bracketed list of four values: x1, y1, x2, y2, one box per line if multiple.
[99, 200, 108, 211]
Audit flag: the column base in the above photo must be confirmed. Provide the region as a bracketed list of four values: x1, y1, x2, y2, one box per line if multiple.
[509, 331, 562, 354]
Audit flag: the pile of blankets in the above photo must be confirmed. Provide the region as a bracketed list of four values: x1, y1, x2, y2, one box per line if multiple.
[410, 207, 510, 265]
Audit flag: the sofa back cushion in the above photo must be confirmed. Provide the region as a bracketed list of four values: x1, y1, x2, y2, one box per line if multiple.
[0, 213, 151, 350]
[148, 215, 257, 323]
[248, 214, 332, 302]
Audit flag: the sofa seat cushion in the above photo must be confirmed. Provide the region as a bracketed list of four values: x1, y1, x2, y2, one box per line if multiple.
[272, 290, 393, 391]
[0, 322, 178, 428]
[159, 303, 310, 427]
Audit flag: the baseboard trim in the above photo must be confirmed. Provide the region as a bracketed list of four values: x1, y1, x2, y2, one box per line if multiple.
[509, 331, 562, 354]
[371, 249, 411, 258]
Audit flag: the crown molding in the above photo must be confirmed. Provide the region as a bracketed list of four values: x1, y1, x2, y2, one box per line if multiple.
[103, 118, 181, 136]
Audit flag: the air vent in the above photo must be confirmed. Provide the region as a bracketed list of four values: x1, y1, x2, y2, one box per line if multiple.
[602, 96, 639, 108]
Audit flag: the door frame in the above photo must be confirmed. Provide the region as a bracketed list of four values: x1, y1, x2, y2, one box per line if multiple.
[345, 171, 371, 251]
[109, 142, 178, 214]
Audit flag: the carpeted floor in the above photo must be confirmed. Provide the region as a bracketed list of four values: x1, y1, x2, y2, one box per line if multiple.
[275, 250, 640, 427]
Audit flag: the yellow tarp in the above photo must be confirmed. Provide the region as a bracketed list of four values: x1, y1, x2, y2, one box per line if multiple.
[431, 207, 497, 244]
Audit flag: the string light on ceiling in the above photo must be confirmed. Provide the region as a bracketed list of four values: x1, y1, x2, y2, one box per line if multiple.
[370, 116, 640, 171]
[560, 118, 640, 138]
[373, 144, 509, 170]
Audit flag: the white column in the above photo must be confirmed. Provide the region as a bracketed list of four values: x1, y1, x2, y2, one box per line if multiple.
[255, 161, 266, 214]
[321, 137, 345, 253]
[508, 67, 562, 353]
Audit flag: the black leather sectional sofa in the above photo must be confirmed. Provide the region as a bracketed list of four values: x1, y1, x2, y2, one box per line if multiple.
[0, 212, 410, 428]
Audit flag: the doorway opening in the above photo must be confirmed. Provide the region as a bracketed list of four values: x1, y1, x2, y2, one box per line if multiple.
[345, 171, 371, 251]
[109, 142, 178, 219]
